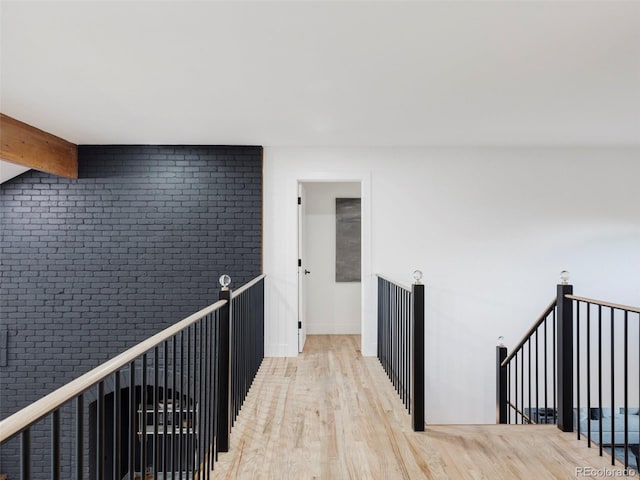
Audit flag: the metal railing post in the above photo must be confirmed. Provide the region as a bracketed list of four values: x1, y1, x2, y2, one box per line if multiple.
[557, 270, 573, 432]
[216, 275, 232, 452]
[411, 271, 425, 432]
[496, 340, 507, 424]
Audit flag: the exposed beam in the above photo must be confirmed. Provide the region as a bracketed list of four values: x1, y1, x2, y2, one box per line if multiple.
[0, 113, 78, 179]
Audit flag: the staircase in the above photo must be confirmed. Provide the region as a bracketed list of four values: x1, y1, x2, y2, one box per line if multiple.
[497, 272, 640, 473]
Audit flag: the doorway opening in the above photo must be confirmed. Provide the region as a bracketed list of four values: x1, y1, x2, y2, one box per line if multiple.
[298, 181, 362, 353]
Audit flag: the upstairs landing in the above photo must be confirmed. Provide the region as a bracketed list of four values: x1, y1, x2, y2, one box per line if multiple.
[214, 335, 629, 479]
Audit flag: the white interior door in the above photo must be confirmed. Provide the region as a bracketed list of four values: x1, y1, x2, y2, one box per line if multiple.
[297, 182, 308, 352]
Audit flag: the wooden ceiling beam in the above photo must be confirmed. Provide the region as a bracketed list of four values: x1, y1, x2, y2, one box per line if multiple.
[0, 113, 78, 179]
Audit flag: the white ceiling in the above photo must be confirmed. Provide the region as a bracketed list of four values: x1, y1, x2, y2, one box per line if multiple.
[1, 0, 639, 147]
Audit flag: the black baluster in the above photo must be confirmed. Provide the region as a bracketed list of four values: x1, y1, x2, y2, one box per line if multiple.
[520, 349, 524, 423]
[528, 340, 531, 422]
[512, 352, 518, 424]
[624, 310, 629, 468]
[179, 331, 184, 476]
[544, 317, 548, 419]
[153, 347, 159, 480]
[408, 289, 412, 413]
[77, 395, 84, 480]
[97, 381, 105, 480]
[576, 301, 581, 438]
[407, 289, 411, 410]
[163, 340, 169, 477]
[507, 363, 511, 423]
[382, 280, 386, 375]
[391, 286, 400, 392]
[141, 355, 147, 477]
[52, 409, 60, 480]
[587, 304, 591, 447]
[198, 318, 205, 473]
[186, 326, 192, 477]
[114, 371, 121, 480]
[204, 315, 211, 476]
[386, 280, 390, 377]
[21, 427, 30, 480]
[598, 305, 603, 457]
[610, 307, 615, 465]
[237, 296, 241, 419]
[129, 361, 136, 479]
[392, 285, 396, 389]
[402, 289, 406, 407]
[552, 308, 556, 419]
[214, 308, 221, 463]
[535, 328, 539, 422]
[209, 311, 217, 472]
[377, 277, 381, 360]
[172, 335, 177, 480]
[234, 298, 238, 422]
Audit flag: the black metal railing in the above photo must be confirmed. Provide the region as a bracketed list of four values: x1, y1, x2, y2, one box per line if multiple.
[497, 273, 640, 472]
[569, 294, 640, 470]
[0, 273, 265, 480]
[377, 273, 424, 432]
[230, 275, 265, 427]
[497, 299, 558, 425]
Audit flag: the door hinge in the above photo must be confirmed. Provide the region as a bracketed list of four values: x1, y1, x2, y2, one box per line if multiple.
[298, 321, 302, 329]
[298, 259, 302, 267]
[298, 196, 301, 205]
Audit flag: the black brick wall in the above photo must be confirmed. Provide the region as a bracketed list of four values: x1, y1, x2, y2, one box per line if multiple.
[0, 145, 262, 476]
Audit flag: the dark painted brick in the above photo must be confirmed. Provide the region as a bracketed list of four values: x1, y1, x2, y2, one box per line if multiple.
[0, 145, 262, 476]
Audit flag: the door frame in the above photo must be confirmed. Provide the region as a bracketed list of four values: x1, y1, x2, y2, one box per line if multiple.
[297, 182, 307, 352]
[296, 172, 372, 356]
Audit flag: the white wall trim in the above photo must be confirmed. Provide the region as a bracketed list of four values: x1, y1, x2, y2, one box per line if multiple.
[296, 173, 374, 356]
[263, 152, 374, 357]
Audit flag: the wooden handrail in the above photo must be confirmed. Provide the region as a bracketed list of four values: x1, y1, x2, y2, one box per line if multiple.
[565, 294, 640, 314]
[501, 299, 557, 367]
[231, 273, 266, 299]
[376, 274, 412, 292]
[0, 299, 228, 443]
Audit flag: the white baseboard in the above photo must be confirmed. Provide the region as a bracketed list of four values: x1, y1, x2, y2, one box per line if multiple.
[307, 323, 360, 335]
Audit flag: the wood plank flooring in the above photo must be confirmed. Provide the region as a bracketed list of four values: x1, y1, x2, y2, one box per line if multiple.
[213, 335, 631, 479]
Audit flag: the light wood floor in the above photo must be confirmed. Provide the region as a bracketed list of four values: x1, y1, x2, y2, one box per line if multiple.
[213, 335, 631, 479]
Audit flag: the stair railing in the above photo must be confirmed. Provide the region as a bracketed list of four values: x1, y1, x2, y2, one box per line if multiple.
[567, 293, 640, 469]
[497, 271, 640, 471]
[496, 298, 558, 426]
[0, 273, 265, 480]
[376, 271, 425, 432]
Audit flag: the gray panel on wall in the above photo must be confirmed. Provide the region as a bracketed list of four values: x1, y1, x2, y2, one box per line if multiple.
[335, 198, 361, 282]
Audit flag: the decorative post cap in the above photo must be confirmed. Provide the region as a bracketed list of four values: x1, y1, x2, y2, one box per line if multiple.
[560, 270, 570, 285]
[413, 270, 423, 284]
[219, 274, 231, 290]
[497, 336, 505, 348]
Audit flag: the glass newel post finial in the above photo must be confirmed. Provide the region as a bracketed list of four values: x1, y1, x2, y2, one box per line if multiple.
[219, 274, 231, 290]
[560, 270, 570, 285]
[413, 270, 423, 285]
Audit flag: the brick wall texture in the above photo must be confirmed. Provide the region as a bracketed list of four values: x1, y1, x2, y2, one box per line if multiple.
[0, 145, 263, 476]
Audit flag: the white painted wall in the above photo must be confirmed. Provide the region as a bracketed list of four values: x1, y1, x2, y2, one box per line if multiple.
[304, 182, 361, 335]
[0, 160, 30, 183]
[263, 147, 640, 424]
